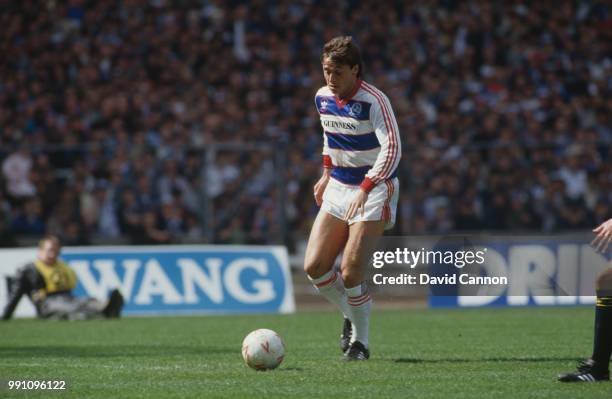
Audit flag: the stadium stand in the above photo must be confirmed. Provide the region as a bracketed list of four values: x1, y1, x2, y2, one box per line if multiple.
[0, 1, 610, 247]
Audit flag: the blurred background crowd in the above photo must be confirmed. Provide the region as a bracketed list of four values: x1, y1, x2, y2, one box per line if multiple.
[0, 0, 610, 248]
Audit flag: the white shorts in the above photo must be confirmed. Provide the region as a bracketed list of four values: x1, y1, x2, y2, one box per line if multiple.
[321, 177, 399, 230]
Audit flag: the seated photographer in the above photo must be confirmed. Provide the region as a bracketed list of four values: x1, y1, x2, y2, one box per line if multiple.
[2, 234, 124, 320]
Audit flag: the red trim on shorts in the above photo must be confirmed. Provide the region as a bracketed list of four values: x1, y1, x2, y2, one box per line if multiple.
[382, 180, 394, 222]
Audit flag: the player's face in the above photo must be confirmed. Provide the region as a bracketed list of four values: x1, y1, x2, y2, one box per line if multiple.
[322, 57, 359, 99]
[38, 240, 60, 265]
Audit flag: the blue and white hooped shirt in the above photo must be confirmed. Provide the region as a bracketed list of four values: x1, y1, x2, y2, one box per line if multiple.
[315, 79, 401, 193]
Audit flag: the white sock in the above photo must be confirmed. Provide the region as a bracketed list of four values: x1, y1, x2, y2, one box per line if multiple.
[308, 270, 350, 318]
[346, 284, 372, 347]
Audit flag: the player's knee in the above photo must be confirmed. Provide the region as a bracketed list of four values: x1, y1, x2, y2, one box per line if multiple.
[595, 269, 612, 294]
[304, 258, 325, 279]
[341, 269, 360, 288]
[303, 259, 316, 277]
[341, 252, 364, 287]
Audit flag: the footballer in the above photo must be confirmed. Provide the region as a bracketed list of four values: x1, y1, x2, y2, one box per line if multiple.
[303, 36, 401, 361]
[559, 217, 612, 382]
[2, 235, 124, 320]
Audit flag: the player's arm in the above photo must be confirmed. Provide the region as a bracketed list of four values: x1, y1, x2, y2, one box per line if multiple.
[313, 93, 332, 207]
[592, 218, 612, 253]
[314, 151, 332, 207]
[360, 92, 401, 193]
[2, 265, 33, 320]
[345, 93, 401, 220]
[66, 266, 78, 290]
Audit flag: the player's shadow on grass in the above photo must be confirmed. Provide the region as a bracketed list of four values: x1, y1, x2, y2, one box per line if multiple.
[394, 357, 578, 364]
[0, 345, 235, 359]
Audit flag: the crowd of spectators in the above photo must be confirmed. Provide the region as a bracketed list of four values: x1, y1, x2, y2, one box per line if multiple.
[0, 0, 610, 247]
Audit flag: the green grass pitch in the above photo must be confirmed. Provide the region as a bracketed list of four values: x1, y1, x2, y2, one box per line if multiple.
[0, 307, 610, 398]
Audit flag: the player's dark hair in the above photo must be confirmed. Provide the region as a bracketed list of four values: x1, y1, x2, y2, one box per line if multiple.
[321, 36, 363, 78]
[39, 234, 61, 249]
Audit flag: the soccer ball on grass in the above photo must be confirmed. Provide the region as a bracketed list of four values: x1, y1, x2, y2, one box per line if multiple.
[241, 329, 286, 370]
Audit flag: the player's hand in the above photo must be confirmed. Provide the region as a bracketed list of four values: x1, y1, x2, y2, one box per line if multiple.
[313, 172, 330, 207]
[345, 189, 368, 221]
[592, 218, 612, 254]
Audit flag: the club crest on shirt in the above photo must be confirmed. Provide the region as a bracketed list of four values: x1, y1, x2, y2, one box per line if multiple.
[348, 102, 362, 117]
[320, 99, 328, 110]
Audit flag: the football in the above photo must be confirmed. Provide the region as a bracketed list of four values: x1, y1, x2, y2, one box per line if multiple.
[241, 329, 286, 370]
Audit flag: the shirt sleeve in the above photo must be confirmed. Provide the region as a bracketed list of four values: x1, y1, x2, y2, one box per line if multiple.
[360, 92, 401, 193]
[322, 131, 330, 157]
[322, 132, 332, 168]
[2, 265, 31, 320]
[316, 92, 333, 168]
[67, 267, 78, 290]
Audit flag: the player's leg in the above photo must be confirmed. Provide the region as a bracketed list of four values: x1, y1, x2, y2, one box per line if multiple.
[40, 292, 124, 320]
[559, 268, 612, 382]
[591, 269, 612, 371]
[303, 209, 350, 319]
[340, 219, 386, 360]
[39, 294, 101, 320]
[74, 290, 124, 319]
[70, 297, 106, 320]
[101, 289, 125, 318]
